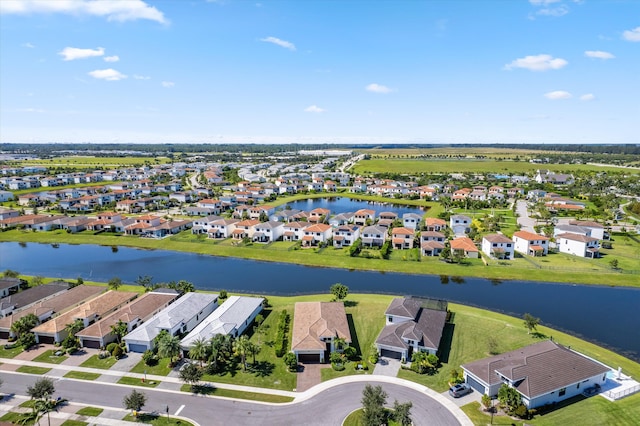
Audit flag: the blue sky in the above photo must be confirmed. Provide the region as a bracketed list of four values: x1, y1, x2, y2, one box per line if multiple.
[0, 0, 638, 144]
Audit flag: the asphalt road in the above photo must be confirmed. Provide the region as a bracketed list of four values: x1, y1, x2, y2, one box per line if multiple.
[0, 373, 462, 426]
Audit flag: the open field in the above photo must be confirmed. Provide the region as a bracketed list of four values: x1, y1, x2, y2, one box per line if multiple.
[6, 181, 127, 197]
[18, 156, 171, 168]
[352, 159, 639, 175]
[2, 228, 638, 287]
[358, 147, 562, 158]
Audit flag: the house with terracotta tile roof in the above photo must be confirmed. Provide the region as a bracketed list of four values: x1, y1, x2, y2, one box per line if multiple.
[420, 231, 446, 257]
[301, 223, 332, 247]
[557, 233, 600, 258]
[282, 221, 308, 242]
[375, 298, 447, 360]
[309, 208, 331, 223]
[31, 291, 137, 344]
[231, 219, 261, 240]
[0, 281, 68, 318]
[391, 227, 415, 250]
[291, 302, 351, 363]
[354, 209, 376, 226]
[462, 340, 609, 408]
[513, 231, 549, 256]
[450, 237, 479, 258]
[424, 217, 446, 232]
[207, 218, 238, 239]
[481, 234, 514, 260]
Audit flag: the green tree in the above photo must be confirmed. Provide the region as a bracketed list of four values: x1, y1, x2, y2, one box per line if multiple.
[134, 275, 153, 291]
[330, 283, 349, 301]
[11, 313, 39, 339]
[481, 394, 492, 411]
[361, 384, 388, 426]
[498, 384, 522, 413]
[177, 280, 195, 294]
[123, 389, 147, 417]
[26, 377, 55, 400]
[247, 341, 261, 365]
[157, 333, 181, 366]
[233, 335, 251, 371]
[2, 269, 19, 278]
[188, 338, 209, 368]
[31, 276, 45, 286]
[179, 362, 203, 391]
[523, 313, 540, 334]
[283, 352, 298, 372]
[108, 277, 123, 291]
[18, 332, 37, 349]
[65, 318, 85, 336]
[609, 259, 619, 269]
[392, 400, 413, 426]
[110, 320, 128, 344]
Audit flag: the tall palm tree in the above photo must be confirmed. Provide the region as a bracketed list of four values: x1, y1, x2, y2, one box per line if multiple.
[157, 334, 181, 366]
[233, 335, 251, 372]
[189, 338, 209, 367]
[247, 341, 261, 366]
[110, 320, 128, 344]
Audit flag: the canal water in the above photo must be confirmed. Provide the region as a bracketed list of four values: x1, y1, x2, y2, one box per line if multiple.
[1, 241, 638, 362]
[279, 196, 425, 217]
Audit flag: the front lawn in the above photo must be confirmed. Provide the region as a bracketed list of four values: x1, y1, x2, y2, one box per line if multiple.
[130, 357, 173, 377]
[79, 354, 118, 369]
[76, 407, 104, 416]
[32, 349, 69, 364]
[179, 384, 293, 403]
[122, 413, 195, 426]
[118, 376, 160, 388]
[0, 344, 24, 358]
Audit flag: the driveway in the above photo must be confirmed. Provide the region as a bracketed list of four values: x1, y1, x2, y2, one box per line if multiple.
[441, 387, 482, 407]
[373, 357, 401, 377]
[295, 362, 322, 392]
[111, 351, 143, 372]
[516, 200, 536, 232]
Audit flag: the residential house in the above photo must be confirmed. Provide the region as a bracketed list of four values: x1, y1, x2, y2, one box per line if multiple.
[361, 225, 387, 248]
[461, 340, 609, 409]
[333, 225, 361, 248]
[557, 233, 600, 258]
[0, 278, 23, 298]
[554, 224, 592, 239]
[309, 208, 330, 223]
[450, 214, 472, 236]
[569, 220, 605, 240]
[249, 205, 275, 220]
[207, 218, 238, 239]
[375, 298, 447, 360]
[378, 212, 398, 222]
[253, 221, 285, 243]
[420, 231, 446, 257]
[535, 170, 574, 185]
[124, 292, 219, 353]
[231, 219, 260, 240]
[329, 212, 355, 227]
[270, 209, 303, 223]
[450, 237, 479, 258]
[354, 209, 376, 226]
[180, 296, 264, 352]
[513, 231, 550, 256]
[391, 227, 415, 250]
[301, 223, 332, 247]
[402, 213, 423, 230]
[76, 290, 178, 348]
[0, 208, 19, 220]
[323, 181, 337, 192]
[0, 191, 13, 202]
[424, 218, 446, 232]
[32, 291, 137, 344]
[191, 215, 221, 234]
[0, 281, 69, 318]
[291, 302, 352, 363]
[282, 222, 308, 242]
[481, 234, 514, 260]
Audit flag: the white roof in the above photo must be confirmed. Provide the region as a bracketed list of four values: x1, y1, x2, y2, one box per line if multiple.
[180, 296, 263, 349]
[124, 292, 218, 344]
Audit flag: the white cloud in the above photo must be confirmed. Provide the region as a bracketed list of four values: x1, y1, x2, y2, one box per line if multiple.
[622, 27, 640, 42]
[260, 36, 296, 51]
[304, 105, 325, 113]
[580, 93, 595, 101]
[504, 54, 568, 71]
[161, 81, 175, 88]
[366, 83, 393, 94]
[88, 68, 127, 81]
[529, 0, 561, 5]
[544, 90, 572, 100]
[103, 55, 120, 62]
[535, 6, 569, 17]
[133, 75, 151, 80]
[0, 0, 168, 24]
[584, 50, 615, 60]
[59, 47, 104, 61]
[22, 42, 35, 48]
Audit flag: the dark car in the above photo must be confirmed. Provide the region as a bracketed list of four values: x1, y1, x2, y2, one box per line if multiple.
[449, 383, 473, 398]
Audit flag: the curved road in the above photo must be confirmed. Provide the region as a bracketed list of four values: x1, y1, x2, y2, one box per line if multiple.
[0, 373, 465, 426]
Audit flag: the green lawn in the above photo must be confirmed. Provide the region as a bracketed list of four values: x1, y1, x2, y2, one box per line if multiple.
[20, 156, 171, 168]
[122, 413, 194, 426]
[31, 349, 69, 364]
[118, 376, 161, 388]
[75, 407, 104, 416]
[63, 371, 101, 380]
[179, 384, 293, 403]
[130, 358, 174, 377]
[0, 412, 29, 425]
[0, 344, 24, 358]
[79, 354, 118, 369]
[61, 420, 88, 426]
[16, 365, 52, 374]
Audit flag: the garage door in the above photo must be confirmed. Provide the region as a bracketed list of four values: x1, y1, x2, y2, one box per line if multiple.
[37, 335, 55, 344]
[82, 339, 101, 349]
[127, 343, 149, 353]
[466, 375, 486, 394]
[380, 349, 402, 360]
[0, 331, 9, 339]
[297, 353, 321, 363]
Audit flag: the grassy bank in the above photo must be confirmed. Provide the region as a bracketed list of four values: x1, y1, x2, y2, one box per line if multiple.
[2, 229, 637, 287]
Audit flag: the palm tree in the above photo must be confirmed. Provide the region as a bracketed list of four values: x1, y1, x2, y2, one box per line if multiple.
[110, 320, 128, 345]
[247, 341, 261, 366]
[157, 334, 181, 366]
[189, 338, 209, 367]
[233, 335, 251, 372]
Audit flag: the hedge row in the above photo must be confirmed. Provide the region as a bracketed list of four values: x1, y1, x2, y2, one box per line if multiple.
[274, 310, 290, 357]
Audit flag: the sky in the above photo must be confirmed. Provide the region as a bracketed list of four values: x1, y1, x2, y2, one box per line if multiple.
[0, 0, 638, 144]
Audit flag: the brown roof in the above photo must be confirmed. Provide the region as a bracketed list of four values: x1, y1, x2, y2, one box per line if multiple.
[557, 233, 599, 243]
[483, 234, 513, 244]
[513, 231, 549, 242]
[377, 299, 447, 352]
[304, 223, 331, 233]
[421, 241, 445, 250]
[569, 220, 604, 229]
[463, 340, 609, 399]
[451, 237, 478, 252]
[291, 302, 351, 351]
[392, 227, 414, 236]
[32, 291, 136, 334]
[76, 291, 177, 339]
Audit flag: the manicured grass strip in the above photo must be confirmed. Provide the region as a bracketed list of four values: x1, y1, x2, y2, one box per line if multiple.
[130, 358, 173, 377]
[76, 407, 104, 416]
[20, 400, 36, 408]
[64, 371, 101, 381]
[61, 420, 88, 426]
[32, 349, 69, 364]
[80, 354, 117, 369]
[118, 376, 160, 388]
[122, 413, 195, 425]
[460, 402, 520, 426]
[0, 412, 26, 424]
[179, 384, 294, 403]
[17, 365, 52, 374]
[0, 345, 24, 359]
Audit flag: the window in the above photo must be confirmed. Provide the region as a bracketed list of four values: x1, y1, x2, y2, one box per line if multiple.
[388, 316, 393, 323]
[559, 388, 566, 396]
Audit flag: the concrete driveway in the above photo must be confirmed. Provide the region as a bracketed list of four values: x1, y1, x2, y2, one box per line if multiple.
[373, 357, 401, 377]
[516, 200, 536, 232]
[441, 387, 482, 407]
[295, 362, 322, 392]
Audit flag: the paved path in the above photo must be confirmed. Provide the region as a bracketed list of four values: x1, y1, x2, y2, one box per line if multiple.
[295, 362, 322, 392]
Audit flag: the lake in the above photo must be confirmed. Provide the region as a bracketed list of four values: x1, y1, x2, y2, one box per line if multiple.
[279, 196, 426, 217]
[1, 241, 638, 362]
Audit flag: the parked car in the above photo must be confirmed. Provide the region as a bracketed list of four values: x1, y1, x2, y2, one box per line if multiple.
[449, 383, 473, 398]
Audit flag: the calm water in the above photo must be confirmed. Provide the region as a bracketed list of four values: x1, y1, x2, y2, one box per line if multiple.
[1, 241, 638, 362]
[280, 197, 425, 217]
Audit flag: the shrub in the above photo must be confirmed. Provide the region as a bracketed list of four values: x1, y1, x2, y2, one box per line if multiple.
[514, 404, 530, 419]
[283, 352, 298, 372]
[274, 310, 290, 357]
[112, 344, 123, 359]
[343, 346, 357, 361]
[106, 342, 118, 353]
[331, 362, 346, 371]
[98, 351, 110, 359]
[142, 350, 157, 366]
